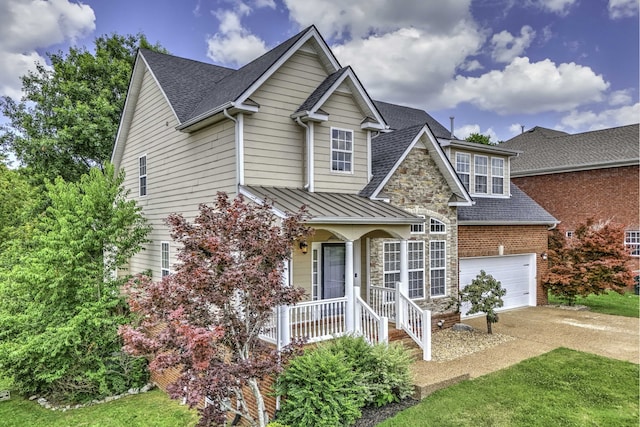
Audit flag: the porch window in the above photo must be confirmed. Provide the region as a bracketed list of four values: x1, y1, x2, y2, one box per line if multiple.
[430, 218, 446, 234]
[411, 215, 426, 234]
[408, 241, 425, 299]
[331, 128, 353, 172]
[455, 152, 470, 190]
[430, 240, 446, 297]
[474, 155, 488, 194]
[312, 248, 319, 299]
[383, 242, 401, 288]
[139, 155, 147, 197]
[161, 242, 170, 277]
[491, 157, 504, 194]
[625, 231, 640, 257]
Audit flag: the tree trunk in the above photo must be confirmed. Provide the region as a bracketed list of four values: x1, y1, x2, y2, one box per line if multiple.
[248, 377, 267, 427]
[486, 316, 493, 334]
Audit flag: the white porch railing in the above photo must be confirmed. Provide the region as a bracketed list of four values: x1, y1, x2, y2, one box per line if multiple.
[396, 282, 431, 361]
[355, 286, 388, 345]
[369, 285, 397, 322]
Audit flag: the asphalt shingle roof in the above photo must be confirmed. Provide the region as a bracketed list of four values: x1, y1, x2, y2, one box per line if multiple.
[359, 124, 424, 197]
[373, 100, 451, 138]
[242, 186, 419, 223]
[501, 124, 639, 175]
[458, 184, 558, 224]
[296, 67, 349, 113]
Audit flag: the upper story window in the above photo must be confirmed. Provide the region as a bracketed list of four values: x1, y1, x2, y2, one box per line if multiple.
[625, 231, 640, 257]
[411, 215, 426, 234]
[331, 128, 353, 173]
[474, 155, 488, 194]
[139, 155, 147, 197]
[430, 218, 446, 234]
[455, 153, 470, 190]
[161, 242, 170, 277]
[491, 158, 504, 194]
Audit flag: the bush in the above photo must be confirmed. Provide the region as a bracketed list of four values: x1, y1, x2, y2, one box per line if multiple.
[461, 270, 506, 334]
[274, 346, 364, 427]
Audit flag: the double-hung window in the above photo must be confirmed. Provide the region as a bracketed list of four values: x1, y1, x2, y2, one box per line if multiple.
[383, 242, 401, 288]
[491, 158, 504, 194]
[331, 128, 353, 172]
[474, 155, 488, 194]
[429, 241, 446, 297]
[139, 155, 147, 197]
[455, 153, 470, 190]
[625, 231, 640, 257]
[161, 242, 170, 277]
[407, 241, 425, 299]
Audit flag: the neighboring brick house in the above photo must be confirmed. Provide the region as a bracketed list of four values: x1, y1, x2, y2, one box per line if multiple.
[501, 124, 640, 273]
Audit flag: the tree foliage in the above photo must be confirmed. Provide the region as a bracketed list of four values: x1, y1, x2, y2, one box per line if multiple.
[0, 34, 165, 184]
[465, 133, 497, 145]
[544, 219, 634, 305]
[120, 193, 312, 427]
[0, 164, 37, 250]
[460, 270, 506, 334]
[0, 164, 151, 402]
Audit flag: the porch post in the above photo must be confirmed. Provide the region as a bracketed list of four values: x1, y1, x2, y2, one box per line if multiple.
[345, 240, 355, 333]
[400, 239, 409, 296]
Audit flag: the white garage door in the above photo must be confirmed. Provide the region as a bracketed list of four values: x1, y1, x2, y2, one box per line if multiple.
[459, 254, 536, 318]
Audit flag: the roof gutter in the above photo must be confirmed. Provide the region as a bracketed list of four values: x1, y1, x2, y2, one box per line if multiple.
[511, 160, 639, 177]
[458, 220, 560, 226]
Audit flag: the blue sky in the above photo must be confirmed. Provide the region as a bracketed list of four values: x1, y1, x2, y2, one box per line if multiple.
[1, 0, 638, 142]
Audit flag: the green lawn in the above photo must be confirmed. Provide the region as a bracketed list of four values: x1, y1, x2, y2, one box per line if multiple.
[548, 290, 639, 318]
[379, 348, 639, 427]
[0, 387, 198, 427]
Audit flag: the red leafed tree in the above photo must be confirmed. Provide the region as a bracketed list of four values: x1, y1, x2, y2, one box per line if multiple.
[119, 193, 311, 427]
[544, 219, 634, 305]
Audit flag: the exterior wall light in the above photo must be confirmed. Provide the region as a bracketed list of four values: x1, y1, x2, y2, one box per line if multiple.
[541, 252, 548, 260]
[299, 241, 308, 254]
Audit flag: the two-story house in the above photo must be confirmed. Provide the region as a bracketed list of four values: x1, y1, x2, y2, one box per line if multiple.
[112, 26, 556, 351]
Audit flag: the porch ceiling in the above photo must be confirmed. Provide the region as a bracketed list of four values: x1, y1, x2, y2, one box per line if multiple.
[241, 186, 420, 225]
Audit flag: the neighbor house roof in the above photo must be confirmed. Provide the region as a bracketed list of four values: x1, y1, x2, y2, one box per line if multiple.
[458, 183, 558, 225]
[501, 124, 640, 176]
[373, 100, 451, 138]
[240, 186, 420, 224]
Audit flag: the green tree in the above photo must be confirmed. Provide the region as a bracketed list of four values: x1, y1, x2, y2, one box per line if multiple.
[0, 163, 151, 402]
[460, 270, 506, 334]
[465, 133, 499, 145]
[544, 219, 634, 305]
[0, 164, 37, 250]
[0, 34, 165, 184]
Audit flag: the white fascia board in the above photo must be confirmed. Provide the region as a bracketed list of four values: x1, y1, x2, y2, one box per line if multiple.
[139, 52, 180, 123]
[239, 187, 287, 219]
[307, 217, 418, 225]
[235, 27, 341, 106]
[290, 110, 329, 122]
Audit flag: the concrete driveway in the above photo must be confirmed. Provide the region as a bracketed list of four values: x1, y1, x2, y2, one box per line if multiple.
[411, 306, 639, 398]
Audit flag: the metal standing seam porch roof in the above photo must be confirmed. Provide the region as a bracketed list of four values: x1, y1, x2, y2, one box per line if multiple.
[240, 186, 421, 224]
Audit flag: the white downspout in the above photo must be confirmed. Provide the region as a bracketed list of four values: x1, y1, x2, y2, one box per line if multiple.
[224, 109, 244, 187]
[367, 130, 372, 181]
[294, 117, 314, 192]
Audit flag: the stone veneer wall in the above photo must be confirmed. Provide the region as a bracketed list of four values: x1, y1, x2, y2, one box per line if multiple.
[370, 145, 460, 316]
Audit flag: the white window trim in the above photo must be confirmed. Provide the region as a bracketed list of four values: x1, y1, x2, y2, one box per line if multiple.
[161, 241, 170, 277]
[455, 152, 470, 190]
[411, 215, 426, 235]
[407, 240, 425, 300]
[625, 230, 640, 257]
[474, 155, 488, 195]
[383, 241, 401, 289]
[429, 218, 446, 234]
[138, 154, 147, 197]
[429, 240, 447, 298]
[311, 244, 320, 300]
[330, 127, 354, 174]
[491, 157, 504, 195]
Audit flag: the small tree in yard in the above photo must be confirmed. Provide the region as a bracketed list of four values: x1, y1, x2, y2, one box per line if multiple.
[544, 219, 634, 305]
[460, 270, 506, 334]
[120, 193, 311, 427]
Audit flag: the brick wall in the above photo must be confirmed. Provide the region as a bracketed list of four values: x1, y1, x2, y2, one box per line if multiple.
[458, 224, 550, 305]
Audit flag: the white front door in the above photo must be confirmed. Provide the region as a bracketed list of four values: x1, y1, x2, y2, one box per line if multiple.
[322, 243, 346, 299]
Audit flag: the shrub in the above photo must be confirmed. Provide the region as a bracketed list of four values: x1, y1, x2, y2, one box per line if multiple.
[274, 346, 364, 427]
[461, 270, 506, 334]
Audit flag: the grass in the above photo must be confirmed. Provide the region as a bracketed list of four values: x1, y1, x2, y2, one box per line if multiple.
[0, 384, 199, 427]
[548, 290, 639, 318]
[379, 348, 639, 427]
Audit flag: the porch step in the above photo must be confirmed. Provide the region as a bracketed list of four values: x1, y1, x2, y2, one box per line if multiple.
[388, 329, 423, 362]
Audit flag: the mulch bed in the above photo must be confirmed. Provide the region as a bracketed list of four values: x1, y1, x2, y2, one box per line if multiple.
[353, 398, 419, 427]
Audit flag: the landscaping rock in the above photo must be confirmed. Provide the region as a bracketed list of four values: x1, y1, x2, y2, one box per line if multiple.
[452, 323, 474, 332]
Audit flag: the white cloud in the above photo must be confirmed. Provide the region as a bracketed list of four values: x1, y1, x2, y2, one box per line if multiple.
[455, 123, 498, 141]
[461, 60, 484, 72]
[560, 102, 640, 131]
[529, 0, 578, 15]
[609, 89, 634, 106]
[438, 57, 609, 114]
[254, 0, 277, 8]
[509, 123, 526, 135]
[490, 26, 536, 63]
[0, 0, 95, 98]
[608, 0, 639, 18]
[206, 8, 268, 67]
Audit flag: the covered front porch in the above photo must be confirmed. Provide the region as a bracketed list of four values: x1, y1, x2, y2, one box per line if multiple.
[241, 186, 433, 360]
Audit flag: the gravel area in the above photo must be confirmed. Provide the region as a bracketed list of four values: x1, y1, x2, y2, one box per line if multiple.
[430, 327, 515, 362]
